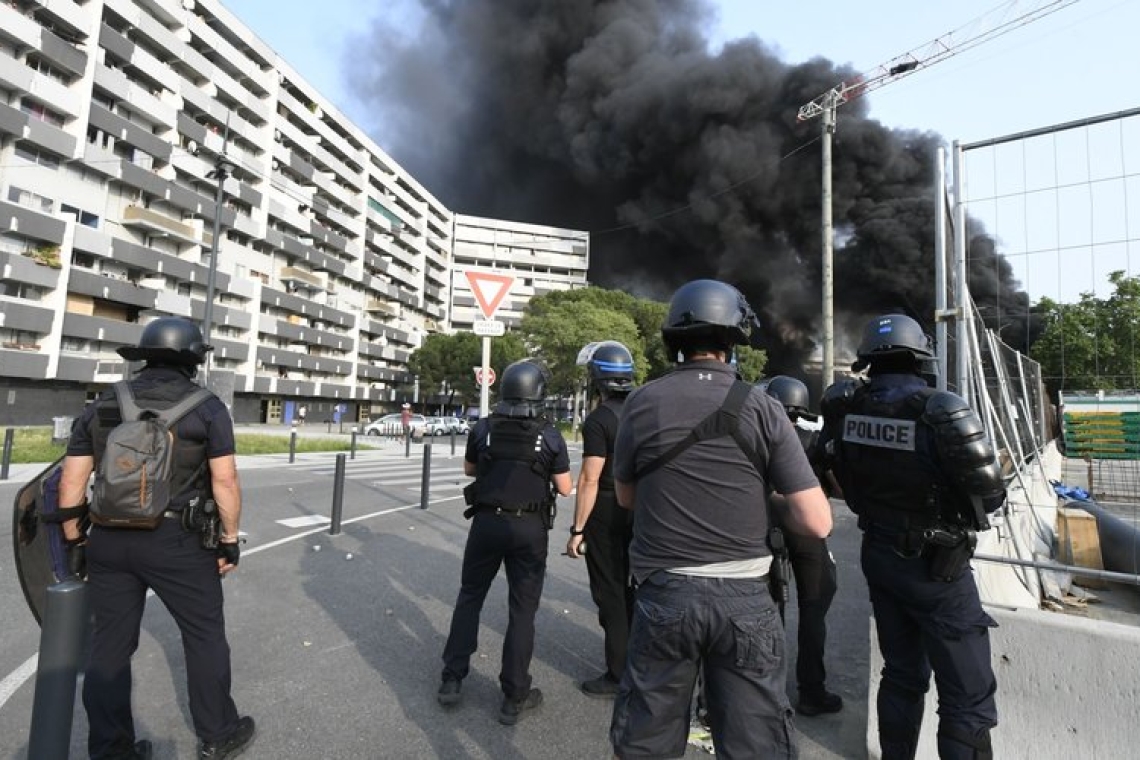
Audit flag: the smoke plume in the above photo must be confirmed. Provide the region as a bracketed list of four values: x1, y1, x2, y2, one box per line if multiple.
[349, 0, 1033, 373]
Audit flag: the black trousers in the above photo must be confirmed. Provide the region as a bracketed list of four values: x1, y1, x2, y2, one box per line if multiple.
[785, 530, 838, 694]
[442, 510, 548, 700]
[83, 519, 240, 759]
[862, 535, 997, 760]
[582, 491, 634, 680]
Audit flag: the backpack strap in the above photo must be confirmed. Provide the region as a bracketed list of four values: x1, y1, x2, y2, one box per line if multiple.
[113, 381, 212, 429]
[634, 380, 759, 479]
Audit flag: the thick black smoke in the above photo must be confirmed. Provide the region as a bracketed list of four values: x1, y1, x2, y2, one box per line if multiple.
[350, 0, 1033, 373]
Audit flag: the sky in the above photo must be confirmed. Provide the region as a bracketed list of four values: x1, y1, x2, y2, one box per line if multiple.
[222, 0, 1139, 303]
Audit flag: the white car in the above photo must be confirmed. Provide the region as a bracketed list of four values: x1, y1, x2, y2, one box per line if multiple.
[439, 416, 470, 435]
[363, 413, 427, 436]
[423, 417, 451, 436]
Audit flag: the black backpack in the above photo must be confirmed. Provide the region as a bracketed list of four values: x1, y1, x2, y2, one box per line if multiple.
[89, 381, 212, 529]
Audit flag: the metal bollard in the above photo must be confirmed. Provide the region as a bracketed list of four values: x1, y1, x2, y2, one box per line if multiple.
[420, 442, 432, 509]
[450, 428, 456, 457]
[350, 429, 358, 460]
[28, 579, 89, 760]
[0, 427, 13, 480]
[330, 453, 346, 535]
[288, 430, 297, 464]
[405, 429, 411, 458]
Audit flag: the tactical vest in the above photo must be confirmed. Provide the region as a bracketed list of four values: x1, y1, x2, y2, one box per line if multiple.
[91, 375, 210, 510]
[471, 416, 552, 510]
[834, 384, 944, 529]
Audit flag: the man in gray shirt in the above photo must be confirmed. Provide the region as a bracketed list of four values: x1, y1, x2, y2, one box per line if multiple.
[609, 280, 833, 760]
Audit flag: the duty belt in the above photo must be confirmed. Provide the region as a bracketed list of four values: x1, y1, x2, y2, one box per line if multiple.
[865, 527, 926, 557]
[473, 504, 540, 518]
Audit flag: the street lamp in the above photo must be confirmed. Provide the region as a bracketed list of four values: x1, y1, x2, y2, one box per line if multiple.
[202, 153, 235, 356]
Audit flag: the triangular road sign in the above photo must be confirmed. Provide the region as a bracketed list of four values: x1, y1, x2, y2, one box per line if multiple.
[464, 270, 515, 319]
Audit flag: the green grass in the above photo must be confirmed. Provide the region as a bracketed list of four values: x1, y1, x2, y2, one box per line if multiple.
[2, 427, 374, 464]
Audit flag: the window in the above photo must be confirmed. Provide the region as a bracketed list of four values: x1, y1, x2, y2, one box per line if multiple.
[14, 143, 60, 170]
[7, 186, 53, 213]
[0, 281, 43, 299]
[20, 99, 65, 127]
[60, 204, 100, 228]
[61, 337, 91, 353]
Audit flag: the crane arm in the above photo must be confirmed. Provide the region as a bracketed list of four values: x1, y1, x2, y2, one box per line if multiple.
[797, 0, 1080, 122]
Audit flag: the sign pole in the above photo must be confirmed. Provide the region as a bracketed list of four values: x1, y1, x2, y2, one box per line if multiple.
[479, 336, 492, 418]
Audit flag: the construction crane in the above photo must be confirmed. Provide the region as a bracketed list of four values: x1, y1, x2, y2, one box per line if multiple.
[797, 0, 1080, 395]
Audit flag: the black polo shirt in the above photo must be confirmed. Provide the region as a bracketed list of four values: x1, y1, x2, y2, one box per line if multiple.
[614, 360, 818, 581]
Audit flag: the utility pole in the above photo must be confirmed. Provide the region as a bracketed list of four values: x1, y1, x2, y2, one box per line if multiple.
[820, 96, 837, 391]
[202, 116, 234, 380]
[797, 0, 1078, 396]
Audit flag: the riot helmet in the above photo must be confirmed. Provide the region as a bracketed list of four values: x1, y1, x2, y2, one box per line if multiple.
[661, 279, 757, 358]
[584, 341, 634, 396]
[851, 313, 932, 373]
[762, 375, 812, 420]
[494, 358, 551, 418]
[118, 317, 211, 366]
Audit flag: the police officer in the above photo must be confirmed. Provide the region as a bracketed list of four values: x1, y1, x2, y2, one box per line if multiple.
[610, 280, 833, 759]
[438, 358, 572, 725]
[817, 313, 1006, 760]
[58, 317, 255, 760]
[762, 375, 843, 717]
[565, 341, 636, 698]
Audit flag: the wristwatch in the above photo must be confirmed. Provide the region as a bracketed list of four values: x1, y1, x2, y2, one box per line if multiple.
[569, 526, 585, 536]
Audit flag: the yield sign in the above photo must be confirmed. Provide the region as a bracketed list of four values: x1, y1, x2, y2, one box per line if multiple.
[464, 270, 515, 319]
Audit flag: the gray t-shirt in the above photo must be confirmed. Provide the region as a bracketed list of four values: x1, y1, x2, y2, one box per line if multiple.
[614, 360, 819, 581]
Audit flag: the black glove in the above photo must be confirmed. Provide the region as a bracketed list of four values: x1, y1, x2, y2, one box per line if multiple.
[217, 540, 241, 566]
[64, 536, 87, 579]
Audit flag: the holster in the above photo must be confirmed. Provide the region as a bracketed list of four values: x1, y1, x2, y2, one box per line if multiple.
[181, 498, 220, 550]
[767, 527, 791, 608]
[541, 499, 556, 531]
[923, 527, 977, 582]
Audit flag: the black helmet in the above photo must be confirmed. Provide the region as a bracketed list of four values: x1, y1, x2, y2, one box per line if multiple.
[118, 317, 211, 365]
[852, 314, 932, 372]
[495, 358, 550, 418]
[762, 375, 812, 419]
[585, 341, 634, 395]
[661, 279, 757, 357]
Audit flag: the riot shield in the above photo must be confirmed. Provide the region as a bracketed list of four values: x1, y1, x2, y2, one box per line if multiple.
[13, 457, 68, 624]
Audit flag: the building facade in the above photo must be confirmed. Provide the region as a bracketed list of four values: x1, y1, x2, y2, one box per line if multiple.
[0, 0, 588, 426]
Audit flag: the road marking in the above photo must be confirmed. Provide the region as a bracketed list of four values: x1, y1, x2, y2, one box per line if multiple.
[0, 655, 37, 708]
[277, 515, 331, 528]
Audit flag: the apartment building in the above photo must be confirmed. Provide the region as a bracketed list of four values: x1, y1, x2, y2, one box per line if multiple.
[0, 0, 589, 426]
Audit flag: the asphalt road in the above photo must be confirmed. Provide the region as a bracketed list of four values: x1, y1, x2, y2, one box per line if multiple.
[0, 436, 872, 759]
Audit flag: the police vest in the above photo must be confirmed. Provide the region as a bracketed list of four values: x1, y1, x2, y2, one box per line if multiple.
[92, 375, 210, 509]
[834, 385, 943, 529]
[471, 416, 552, 510]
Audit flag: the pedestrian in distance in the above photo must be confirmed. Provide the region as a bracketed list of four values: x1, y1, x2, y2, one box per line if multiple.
[565, 340, 637, 699]
[610, 279, 833, 759]
[57, 317, 255, 760]
[816, 313, 1006, 760]
[439, 358, 573, 725]
[297, 404, 307, 426]
[760, 375, 843, 717]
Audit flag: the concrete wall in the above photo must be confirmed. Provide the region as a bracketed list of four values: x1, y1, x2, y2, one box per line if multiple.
[867, 601, 1140, 759]
[0, 380, 88, 426]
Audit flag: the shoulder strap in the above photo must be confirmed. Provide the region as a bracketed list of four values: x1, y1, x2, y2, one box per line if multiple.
[112, 381, 212, 429]
[113, 381, 143, 422]
[635, 380, 759, 479]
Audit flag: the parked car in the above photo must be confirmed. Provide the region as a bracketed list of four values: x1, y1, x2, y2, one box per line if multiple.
[439, 416, 470, 435]
[423, 416, 451, 436]
[363, 413, 427, 436]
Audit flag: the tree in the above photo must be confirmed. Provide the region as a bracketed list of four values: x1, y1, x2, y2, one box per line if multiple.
[1030, 271, 1140, 396]
[734, 345, 767, 383]
[520, 300, 645, 395]
[408, 331, 527, 407]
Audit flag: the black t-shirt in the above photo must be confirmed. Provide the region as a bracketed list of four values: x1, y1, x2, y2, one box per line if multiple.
[615, 360, 818, 581]
[581, 397, 624, 492]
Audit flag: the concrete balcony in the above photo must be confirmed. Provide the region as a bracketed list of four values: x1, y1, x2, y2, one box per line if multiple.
[0, 297, 55, 333]
[121, 205, 202, 245]
[61, 312, 144, 346]
[365, 299, 399, 317]
[0, 249, 62, 289]
[0, 345, 50, 379]
[280, 265, 324, 290]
